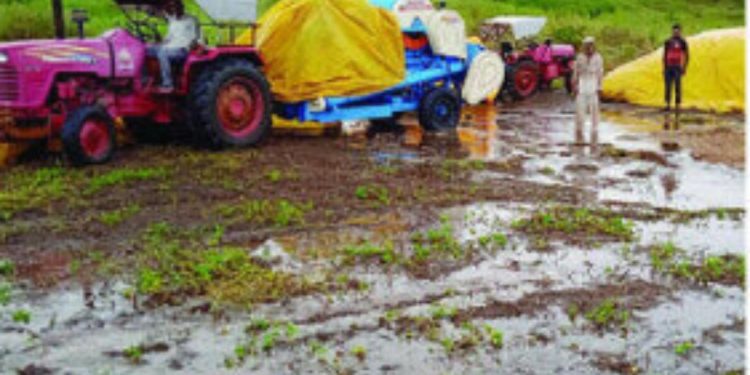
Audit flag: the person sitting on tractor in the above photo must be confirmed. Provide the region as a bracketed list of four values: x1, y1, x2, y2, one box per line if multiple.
[663, 24, 689, 112]
[147, 0, 201, 90]
[534, 39, 553, 65]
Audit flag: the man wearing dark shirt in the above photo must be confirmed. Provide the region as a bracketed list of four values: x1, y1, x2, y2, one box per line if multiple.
[663, 24, 690, 112]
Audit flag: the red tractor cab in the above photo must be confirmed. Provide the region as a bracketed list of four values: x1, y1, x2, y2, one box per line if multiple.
[482, 16, 577, 101]
[0, 0, 271, 165]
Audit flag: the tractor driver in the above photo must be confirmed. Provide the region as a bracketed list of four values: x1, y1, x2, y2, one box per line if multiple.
[147, 0, 201, 90]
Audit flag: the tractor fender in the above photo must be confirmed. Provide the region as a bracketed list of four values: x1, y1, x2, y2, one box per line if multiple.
[181, 47, 265, 90]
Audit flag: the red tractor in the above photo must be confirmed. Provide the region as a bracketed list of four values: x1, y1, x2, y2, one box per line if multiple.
[0, 0, 271, 165]
[481, 16, 577, 101]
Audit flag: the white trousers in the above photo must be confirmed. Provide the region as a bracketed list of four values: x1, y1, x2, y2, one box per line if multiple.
[575, 93, 600, 144]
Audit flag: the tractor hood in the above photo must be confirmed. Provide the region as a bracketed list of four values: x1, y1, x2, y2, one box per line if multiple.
[0, 29, 145, 109]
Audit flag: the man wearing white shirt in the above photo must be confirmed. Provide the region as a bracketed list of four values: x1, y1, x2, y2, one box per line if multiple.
[572, 36, 604, 145]
[147, 0, 200, 89]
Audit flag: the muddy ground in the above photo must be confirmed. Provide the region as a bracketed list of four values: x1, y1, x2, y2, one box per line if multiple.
[0, 91, 745, 374]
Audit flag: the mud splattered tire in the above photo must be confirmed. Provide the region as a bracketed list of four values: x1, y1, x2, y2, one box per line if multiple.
[62, 106, 116, 166]
[189, 59, 272, 149]
[418, 88, 461, 132]
[507, 60, 540, 101]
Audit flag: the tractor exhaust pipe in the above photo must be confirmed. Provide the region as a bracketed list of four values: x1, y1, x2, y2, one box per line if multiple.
[52, 0, 65, 39]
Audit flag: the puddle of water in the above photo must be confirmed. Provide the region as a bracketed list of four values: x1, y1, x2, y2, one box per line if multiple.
[636, 216, 746, 256]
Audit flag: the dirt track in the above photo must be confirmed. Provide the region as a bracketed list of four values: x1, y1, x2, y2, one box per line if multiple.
[0, 92, 745, 374]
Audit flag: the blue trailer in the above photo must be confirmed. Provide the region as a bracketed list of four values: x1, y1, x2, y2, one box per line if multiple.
[274, 3, 487, 131]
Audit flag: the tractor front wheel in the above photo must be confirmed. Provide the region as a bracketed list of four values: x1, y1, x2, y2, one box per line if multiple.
[61, 106, 116, 166]
[418, 87, 461, 132]
[189, 59, 271, 149]
[507, 60, 540, 101]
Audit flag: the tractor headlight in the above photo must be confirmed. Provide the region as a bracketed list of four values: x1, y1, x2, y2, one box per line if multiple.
[0, 53, 8, 64]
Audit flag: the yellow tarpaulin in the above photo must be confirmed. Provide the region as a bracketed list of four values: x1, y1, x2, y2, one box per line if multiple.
[603, 28, 745, 113]
[237, 0, 406, 102]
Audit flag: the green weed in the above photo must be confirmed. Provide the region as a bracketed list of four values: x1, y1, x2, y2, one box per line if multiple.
[123, 345, 143, 364]
[411, 218, 463, 261]
[87, 168, 168, 194]
[98, 204, 141, 226]
[355, 185, 391, 206]
[344, 241, 398, 265]
[513, 207, 634, 244]
[538, 166, 556, 176]
[0, 282, 11, 305]
[585, 299, 630, 330]
[12, 309, 31, 324]
[650, 242, 745, 287]
[650, 242, 680, 272]
[674, 340, 695, 356]
[134, 225, 315, 305]
[484, 325, 504, 349]
[351, 345, 367, 361]
[218, 199, 310, 227]
[0, 166, 74, 219]
[430, 304, 458, 320]
[265, 169, 283, 183]
[0, 259, 14, 277]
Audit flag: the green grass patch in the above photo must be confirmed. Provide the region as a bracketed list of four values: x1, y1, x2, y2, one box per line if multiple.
[0, 259, 14, 277]
[123, 345, 143, 364]
[355, 185, 391, 206]
[344, 241, 398, 265]
[134, 222, 315, 305]
[650, 242, 745, 287]
[227, 318, 302, 367]
[512, 206, 634, 245]
[0, 282, 12, 306]
[217, 199, 311, 227]
[585, 299, 630, 331]
[87, 168, 168, 194]
[411, 216, 463, 261]
[11, 309, 31, 324]
[674, 340, 695, 356]
[98, 204, 142, 226]
[0, 167, 77, 220]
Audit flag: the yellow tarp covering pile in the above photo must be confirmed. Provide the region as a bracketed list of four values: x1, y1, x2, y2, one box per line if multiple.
[603, 28, 745, 113]
[238, 0, 406, 102]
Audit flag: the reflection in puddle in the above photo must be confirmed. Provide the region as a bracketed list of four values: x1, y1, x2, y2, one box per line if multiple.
[457, 104, 499, 159]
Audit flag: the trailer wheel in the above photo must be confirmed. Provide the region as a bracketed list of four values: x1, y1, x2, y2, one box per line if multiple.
[62, 106, 116, 166]
[189, 59, 272, 149]
[507, 60, 540, 100]
[418, 88, 461, 132]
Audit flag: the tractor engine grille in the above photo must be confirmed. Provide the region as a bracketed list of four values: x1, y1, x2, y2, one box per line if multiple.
[0, 66, 19, 102]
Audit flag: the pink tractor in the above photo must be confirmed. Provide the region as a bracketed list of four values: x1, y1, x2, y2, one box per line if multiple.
[0, 0, 271, 165]
[481, 17, 577, 101]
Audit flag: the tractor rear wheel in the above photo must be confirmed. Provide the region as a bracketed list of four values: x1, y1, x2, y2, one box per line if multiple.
[189, 59, 271, 149]
[61, 106, 116, 166]
[418, 87, 461, 132]
[507, 60, 540, 101]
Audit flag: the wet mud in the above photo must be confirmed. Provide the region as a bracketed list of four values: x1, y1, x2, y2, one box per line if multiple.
[0, 92, 744, 374]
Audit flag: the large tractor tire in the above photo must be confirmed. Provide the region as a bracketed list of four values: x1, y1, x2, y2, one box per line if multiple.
[506, 60, 541, 101]
[418, 87, 461, 132]
[61, 106, 116, 166]
[189, 59, 272, 149]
